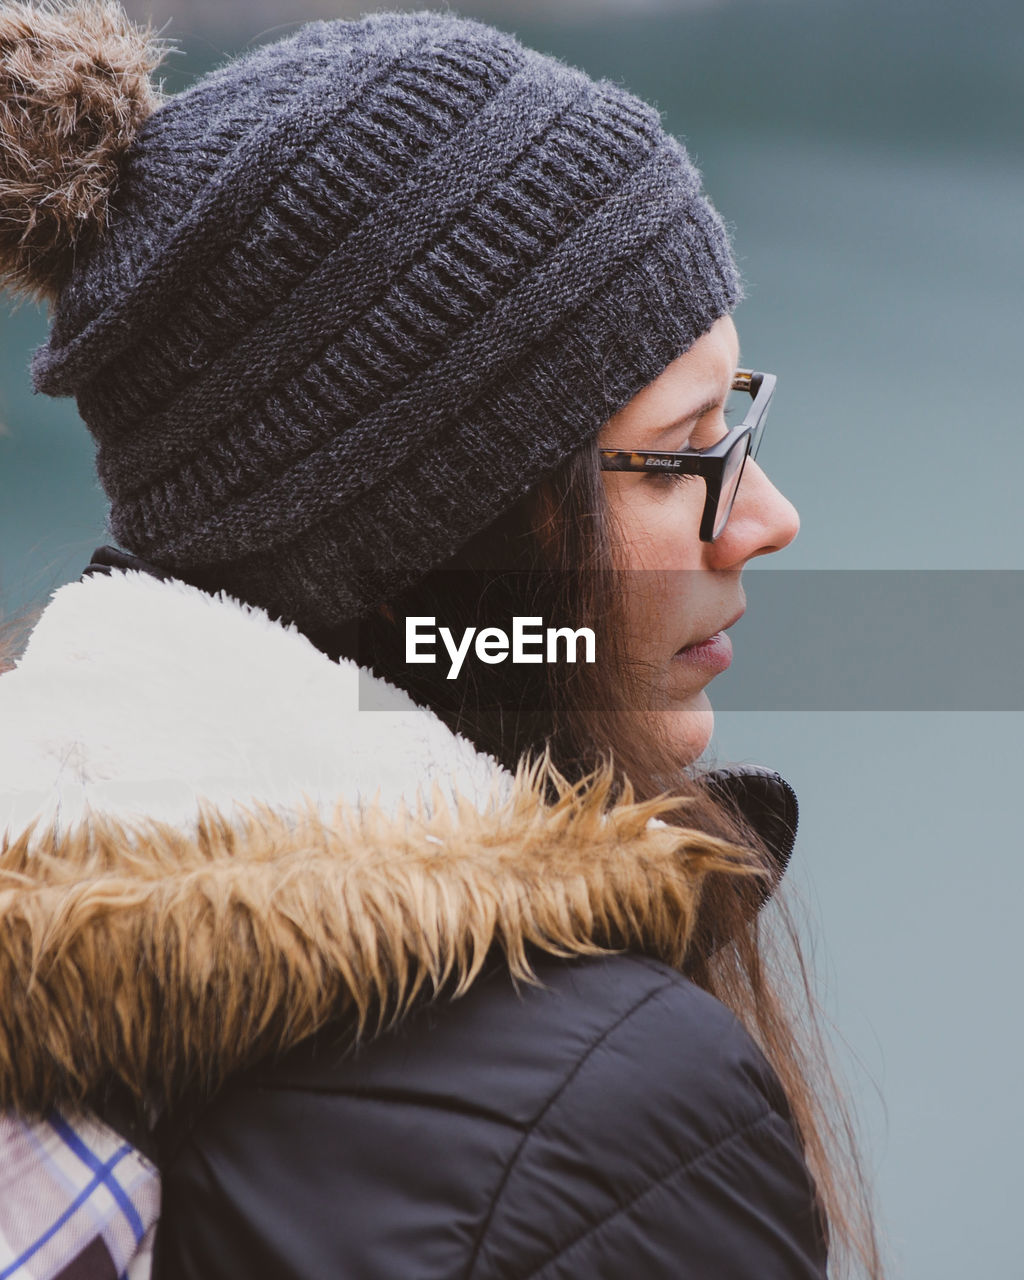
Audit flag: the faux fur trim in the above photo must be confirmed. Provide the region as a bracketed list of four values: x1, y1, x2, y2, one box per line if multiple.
[0, 759, 758, 1115]
[0, 569, 763, 1117]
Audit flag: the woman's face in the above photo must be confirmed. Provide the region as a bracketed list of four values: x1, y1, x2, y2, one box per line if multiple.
[598, 315, 800, 763]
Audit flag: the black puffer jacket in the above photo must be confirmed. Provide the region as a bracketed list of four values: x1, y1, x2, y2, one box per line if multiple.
[158, 951, 827, 1279]
[0, 567, 826, 1280]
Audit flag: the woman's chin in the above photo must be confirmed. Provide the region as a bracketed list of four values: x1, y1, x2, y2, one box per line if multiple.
[640, 692, 714, 765]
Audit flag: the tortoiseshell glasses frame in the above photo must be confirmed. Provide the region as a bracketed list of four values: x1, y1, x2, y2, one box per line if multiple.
[599, 369, 776, 542]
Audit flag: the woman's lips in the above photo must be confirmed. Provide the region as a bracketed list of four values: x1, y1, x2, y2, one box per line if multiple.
[671, 629, 734, 675]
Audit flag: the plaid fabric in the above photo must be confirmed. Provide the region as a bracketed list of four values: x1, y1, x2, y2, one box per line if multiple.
[0, 1112, 159, 1280]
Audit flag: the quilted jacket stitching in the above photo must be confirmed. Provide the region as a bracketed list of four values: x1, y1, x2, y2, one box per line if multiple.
[464, 974, 676, 1280]
[519, 1109, 782, 1280]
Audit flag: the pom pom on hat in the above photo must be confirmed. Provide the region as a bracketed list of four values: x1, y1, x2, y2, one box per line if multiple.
[0, 0, 164, 303]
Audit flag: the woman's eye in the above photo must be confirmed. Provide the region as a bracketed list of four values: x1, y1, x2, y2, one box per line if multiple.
[682, 426, 715, 453]
[646, 469, 699, 488]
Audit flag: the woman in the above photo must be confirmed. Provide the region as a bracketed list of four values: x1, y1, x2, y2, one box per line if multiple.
[0, 3, 881, 1277]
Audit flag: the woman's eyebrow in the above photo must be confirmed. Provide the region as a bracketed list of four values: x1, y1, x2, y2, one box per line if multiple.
[652, 396, 723, 443]
[652, 356, 741, 442]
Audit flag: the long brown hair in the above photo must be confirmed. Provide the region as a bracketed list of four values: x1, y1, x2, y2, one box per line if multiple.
[0, 605, 37, 674]
[327, 440, 884, 1279]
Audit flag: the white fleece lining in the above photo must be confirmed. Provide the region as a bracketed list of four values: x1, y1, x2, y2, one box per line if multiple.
[0, 570, 511, 840]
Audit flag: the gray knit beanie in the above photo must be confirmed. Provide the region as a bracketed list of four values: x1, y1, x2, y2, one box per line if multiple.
[0, 2, 741, 630]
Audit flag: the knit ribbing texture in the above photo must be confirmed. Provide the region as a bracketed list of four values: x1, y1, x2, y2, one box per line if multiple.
[33, 10, 742, 629]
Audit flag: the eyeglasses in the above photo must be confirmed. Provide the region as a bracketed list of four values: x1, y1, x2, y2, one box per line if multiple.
[599, 369, 776, 541]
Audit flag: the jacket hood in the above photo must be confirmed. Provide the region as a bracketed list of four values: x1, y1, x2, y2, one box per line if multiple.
[0, 569, 766, 1117]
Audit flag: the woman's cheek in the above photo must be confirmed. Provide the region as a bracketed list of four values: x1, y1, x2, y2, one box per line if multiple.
[642, 505, 705, 573]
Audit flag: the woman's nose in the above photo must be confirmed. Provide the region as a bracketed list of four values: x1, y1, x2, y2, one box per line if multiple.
[710, 458, 800, 566]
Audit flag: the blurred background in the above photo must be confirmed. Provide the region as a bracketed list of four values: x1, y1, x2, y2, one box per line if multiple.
[2, 0, 1022, 1273]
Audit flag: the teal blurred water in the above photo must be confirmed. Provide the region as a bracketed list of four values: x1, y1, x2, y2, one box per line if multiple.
[2, 2, 1021, 1275]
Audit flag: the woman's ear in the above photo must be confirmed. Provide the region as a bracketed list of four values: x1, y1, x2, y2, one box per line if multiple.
[377, 602, 398, 626]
